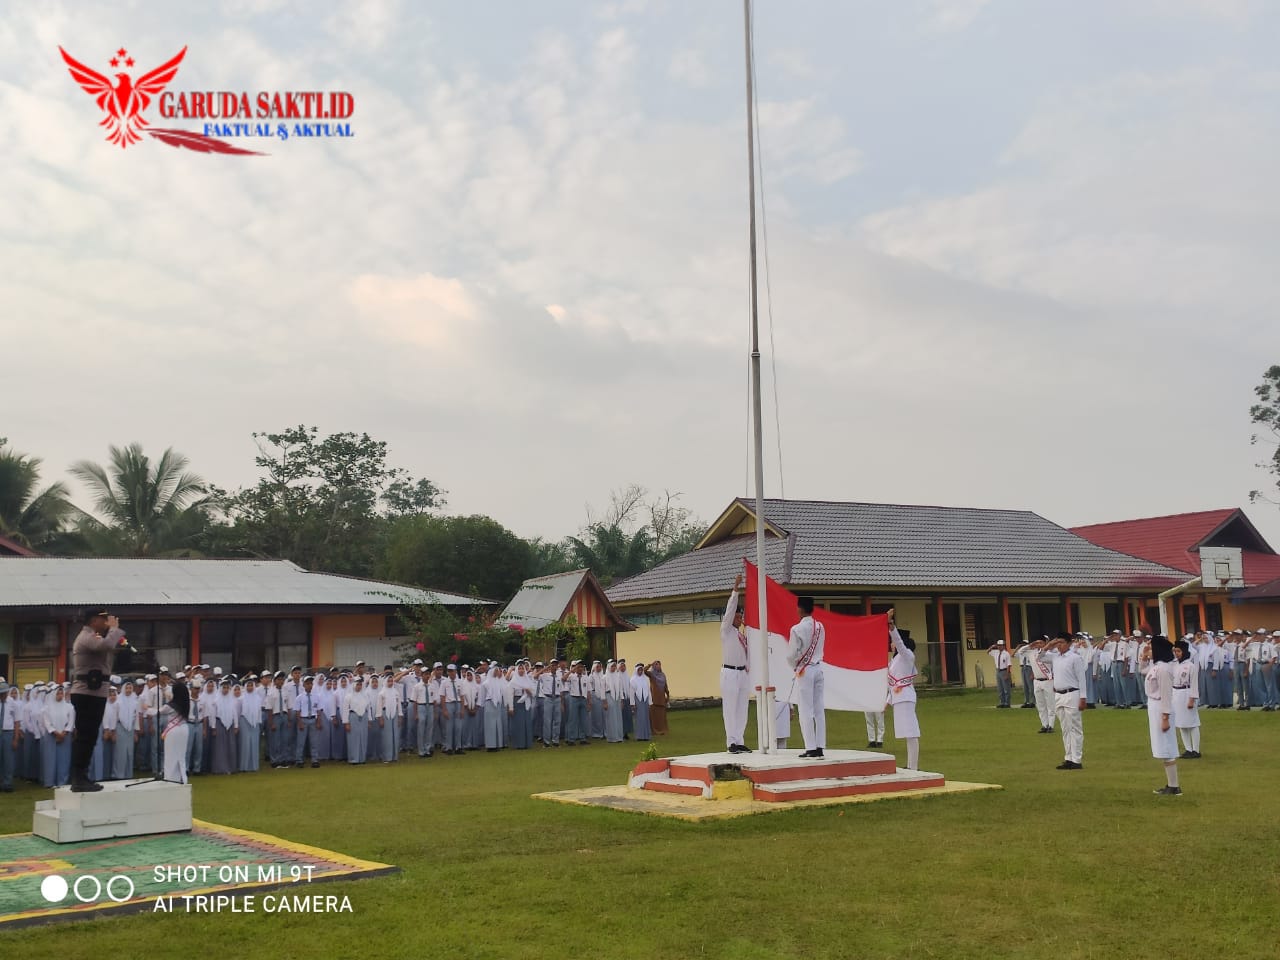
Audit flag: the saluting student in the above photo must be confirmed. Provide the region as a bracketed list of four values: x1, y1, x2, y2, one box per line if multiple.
[886, 609, 921, 770]
[1046, 632, 1086, 770]
[1171, 639, 1201, 760]
[787, 596, 826, 759]
[720, 573, 752, 753]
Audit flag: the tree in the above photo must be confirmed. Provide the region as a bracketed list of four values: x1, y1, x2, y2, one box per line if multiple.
[0, 438, 75, 551]
[382, 514, 531, 600]
[567, 484, 707, 585]
[70, 444, 210, 556]
[214, 426, 445, 575]
[1250, 365, 1280, 506]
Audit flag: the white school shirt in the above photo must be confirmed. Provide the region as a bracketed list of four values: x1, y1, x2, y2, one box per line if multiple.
[1, 693, 20, 731]
[989, 648, 1011, 670]
[720, 590, 749, 669]
[43, 698, 75, 734]
[1050, 650, 1086, 695]
[787, 616, 825, 671]
[342, 688, 370, 722]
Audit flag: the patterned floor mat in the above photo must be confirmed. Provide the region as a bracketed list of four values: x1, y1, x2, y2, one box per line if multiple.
[0, 819, 397, 928]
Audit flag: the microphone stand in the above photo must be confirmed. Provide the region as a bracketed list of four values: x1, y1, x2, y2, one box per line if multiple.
[127, 668, 168, 788]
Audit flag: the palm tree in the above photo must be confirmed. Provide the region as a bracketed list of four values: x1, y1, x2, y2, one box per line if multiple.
[568, 522, 652, 586]
[70, 444, 210, 556]
[0, 438, 75, 551]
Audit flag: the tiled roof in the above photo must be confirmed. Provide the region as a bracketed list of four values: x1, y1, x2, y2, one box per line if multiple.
[607, 498, 1190, 603]
[0, 534, 37, 557]
[1237, 576, 1280, 602]
[1070, 509, 1280, 585]
[0, 558, 483, 610]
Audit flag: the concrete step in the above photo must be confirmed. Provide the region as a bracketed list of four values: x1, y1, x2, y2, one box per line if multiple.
[639, 776, 710, 798]
[752, 769, 945, 803]
[33, 778, 192, 843]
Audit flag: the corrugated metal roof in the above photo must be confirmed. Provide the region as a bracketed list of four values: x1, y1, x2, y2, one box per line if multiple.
[607, 498, 1191, 603]
[498, 569, 590, 628]
[0, 558, 481, 609]
[497, 568, 634, 631]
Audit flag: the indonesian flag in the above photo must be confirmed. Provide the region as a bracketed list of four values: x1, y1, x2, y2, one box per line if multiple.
[743, 560, 889, 712]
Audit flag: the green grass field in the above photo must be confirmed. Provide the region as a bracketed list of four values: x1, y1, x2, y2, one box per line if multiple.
[3, 692, 1277, 959]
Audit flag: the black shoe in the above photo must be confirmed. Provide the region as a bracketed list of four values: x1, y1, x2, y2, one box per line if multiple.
[737, 745, 752, 753]
[1153, 785, 1182, 796]
[1020, 703, 1034, 709]
[866, 742, 876, 749]
[70, 772, 103, 793]
[311, 762, 320, 768]
[1189, 751, 1201, 759]
[294, 762, 304, 768]
[874, 741, 883, 748]
[1056, 761, 1082, 770]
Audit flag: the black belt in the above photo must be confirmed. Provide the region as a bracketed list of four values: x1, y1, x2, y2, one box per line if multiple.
[722, 664, 747, 671]
[1054, 688, 1079, 693]
[1173, 685, 1189, 690]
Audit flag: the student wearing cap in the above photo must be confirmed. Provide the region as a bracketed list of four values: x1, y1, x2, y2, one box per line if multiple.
[263, 673, 286, 767]
[1048, 632, 1086, 770]
[1229, 630, 1248, 708]
[565, 662, 590, 746]
[283, 666, 303, 759]
[412, 666, 435, 758]
[988, 642, 1013, 708]
[294, 675, 323, 768]
[1, 683, 20, 791]
[439, 664, 464, 755]
[720, 573, 752, 753]
[184, 679, 203, 775]
[1015, 638, 1035, 708]
[1145, 636, 1181, 795]
[1260, 631, 1278, 711]
[1171, 639, 1201, 759]
[536, 660, 562, 747]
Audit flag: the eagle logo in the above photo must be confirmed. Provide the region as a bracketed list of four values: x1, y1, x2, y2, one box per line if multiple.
[59, 45, 186, 148]
[58, 45, 262, 155]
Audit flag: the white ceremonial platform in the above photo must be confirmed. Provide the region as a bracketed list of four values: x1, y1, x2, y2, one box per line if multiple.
[32, 779, 193, 843]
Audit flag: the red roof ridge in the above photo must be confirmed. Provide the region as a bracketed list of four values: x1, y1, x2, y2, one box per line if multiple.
[1070, 508, 1238, 532]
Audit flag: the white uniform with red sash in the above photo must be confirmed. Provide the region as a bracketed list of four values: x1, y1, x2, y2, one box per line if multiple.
[887, 627, 920, 739]
[787, 615, 826, 752]
[719, 589, 751, 750]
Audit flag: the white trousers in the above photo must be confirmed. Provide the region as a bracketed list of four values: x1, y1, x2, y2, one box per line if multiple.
[720, 667, 751, 748]
[162, 722, 189, 784]
[864, 711, 885, 742]
[1054, 693, 1083, 763]
[1034, 680, 1055, 729]
[796, 666, 826, 751]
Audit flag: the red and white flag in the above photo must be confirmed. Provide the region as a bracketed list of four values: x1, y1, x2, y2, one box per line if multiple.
[743, 560, 889, 712]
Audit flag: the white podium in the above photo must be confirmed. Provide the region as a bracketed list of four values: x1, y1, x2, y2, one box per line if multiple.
[32, 779, 193, 843]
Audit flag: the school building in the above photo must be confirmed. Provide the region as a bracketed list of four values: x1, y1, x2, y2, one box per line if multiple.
[605, 498, 1241, 700]
[0, 556, 485, 686]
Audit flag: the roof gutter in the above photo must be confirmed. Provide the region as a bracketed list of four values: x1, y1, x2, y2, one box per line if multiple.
[1157, 576, 1201, 636]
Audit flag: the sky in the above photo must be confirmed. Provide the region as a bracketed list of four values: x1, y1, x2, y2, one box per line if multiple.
[3, 0, 1280, 550]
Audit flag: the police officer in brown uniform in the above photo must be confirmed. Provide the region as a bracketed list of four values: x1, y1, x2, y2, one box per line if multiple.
[69, 609, 128, 792]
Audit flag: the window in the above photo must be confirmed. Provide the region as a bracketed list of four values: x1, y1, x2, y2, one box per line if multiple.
[198, 619, 311, 678]
[16, 622, 58, 658]
[111, 620, 191, 677]
[693, 607, 722, 623]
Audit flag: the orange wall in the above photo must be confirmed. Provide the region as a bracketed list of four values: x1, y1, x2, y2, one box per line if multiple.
[312, 614, 385, 667]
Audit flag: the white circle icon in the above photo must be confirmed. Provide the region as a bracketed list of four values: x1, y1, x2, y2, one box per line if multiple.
[40, 875, 69, 903]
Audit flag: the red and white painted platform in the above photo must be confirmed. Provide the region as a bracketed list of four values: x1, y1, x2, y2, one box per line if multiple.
[628, 749, 945, 802]
[534, 749, 999, 820]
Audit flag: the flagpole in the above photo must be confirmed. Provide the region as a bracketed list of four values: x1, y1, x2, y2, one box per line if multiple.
[744, 0, 774, 754]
